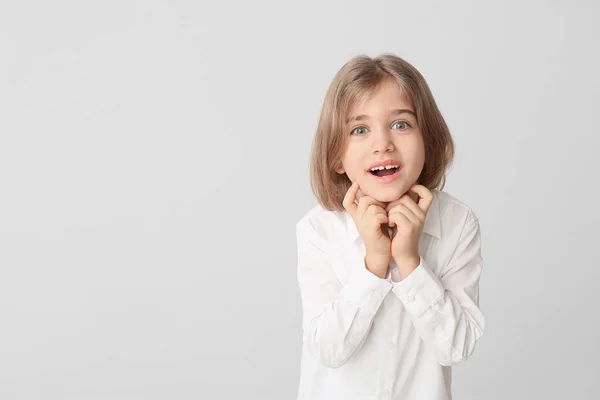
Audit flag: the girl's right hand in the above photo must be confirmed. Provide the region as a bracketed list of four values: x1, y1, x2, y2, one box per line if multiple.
[342, 182, 391, 278]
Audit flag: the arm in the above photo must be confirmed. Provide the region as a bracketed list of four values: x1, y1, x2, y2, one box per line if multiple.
[392, 211, 485, 366]
[296, 220, 393, 368]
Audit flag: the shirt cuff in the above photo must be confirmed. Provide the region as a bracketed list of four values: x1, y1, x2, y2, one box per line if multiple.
[341, 257, 392, 307]
[392, 257, 444, 316]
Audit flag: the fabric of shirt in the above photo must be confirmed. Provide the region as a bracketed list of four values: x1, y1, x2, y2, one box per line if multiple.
[295, 189, 485, 400]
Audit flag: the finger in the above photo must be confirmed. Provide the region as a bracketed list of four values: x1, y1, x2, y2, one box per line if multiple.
[342, 182, 360, 218]
[360, 192, 386, 210]
[409, 185, 434, 214]
[365, 203, 387, 221]
[386, 195, 424, 223]
[357, 196, 385, 220]
[364, 205, 388, 232]
[385, 197, 404, 213]
[388, 209, 414, 228]
[388, 211, 411, 228]
[392, 204, 420, 226]
[375, 212, 388, 226]
[397, 195, 425, 222]
[356, 188, 364, 203]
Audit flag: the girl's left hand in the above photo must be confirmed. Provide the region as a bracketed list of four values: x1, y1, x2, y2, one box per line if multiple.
[386, 185, 434, 267]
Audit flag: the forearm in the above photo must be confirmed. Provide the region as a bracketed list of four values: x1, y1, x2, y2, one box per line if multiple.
[392, 257, 484, 366]
[304, 272, 391, 368]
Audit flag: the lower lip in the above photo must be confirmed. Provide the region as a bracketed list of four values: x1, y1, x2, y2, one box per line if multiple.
[368, 167, 402, 183]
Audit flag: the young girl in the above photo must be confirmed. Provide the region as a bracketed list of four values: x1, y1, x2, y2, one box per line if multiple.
[296, 54, 484, 400]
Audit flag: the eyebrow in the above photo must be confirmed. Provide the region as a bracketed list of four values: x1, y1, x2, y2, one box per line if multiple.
[346, 109, 417, 124]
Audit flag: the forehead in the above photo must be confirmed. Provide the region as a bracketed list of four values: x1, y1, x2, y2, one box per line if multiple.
[347, 79, 414, 116]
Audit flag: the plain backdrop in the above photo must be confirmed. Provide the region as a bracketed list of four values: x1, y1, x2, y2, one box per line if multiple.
[1, 0, 599, 399]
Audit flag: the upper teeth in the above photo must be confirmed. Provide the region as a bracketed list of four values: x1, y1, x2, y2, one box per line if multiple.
[371, 165, 398, 171]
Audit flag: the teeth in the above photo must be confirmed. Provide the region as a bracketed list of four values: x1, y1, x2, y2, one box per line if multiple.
[370, 165, 398, 171]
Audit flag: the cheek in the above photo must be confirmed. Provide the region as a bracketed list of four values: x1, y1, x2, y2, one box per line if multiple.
[414, 147, 426, 166]
[403, 138, 425, 164]
[341, 150, 363, 173]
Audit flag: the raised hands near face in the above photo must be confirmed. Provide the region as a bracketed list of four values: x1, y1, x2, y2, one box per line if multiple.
[385, 185, 434, 264]
[342, 182, 391, 278]
[343, 182, 434, 277]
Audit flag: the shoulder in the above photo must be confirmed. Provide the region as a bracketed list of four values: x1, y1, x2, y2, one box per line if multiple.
[433, 189, 480, 233]
[295, 204, 347, 248]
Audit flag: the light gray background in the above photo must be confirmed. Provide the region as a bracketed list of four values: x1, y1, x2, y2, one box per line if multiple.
[1, 1, 598, 399]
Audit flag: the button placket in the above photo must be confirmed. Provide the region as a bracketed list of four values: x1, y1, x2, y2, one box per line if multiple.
[377, 307, 397, 399]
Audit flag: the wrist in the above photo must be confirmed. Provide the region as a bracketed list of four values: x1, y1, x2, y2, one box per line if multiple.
[364, 255, 389, 279]
[394, 255, 420, 276]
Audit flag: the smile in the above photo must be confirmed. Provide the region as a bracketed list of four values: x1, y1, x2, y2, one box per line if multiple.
[368, 165, 402, 183]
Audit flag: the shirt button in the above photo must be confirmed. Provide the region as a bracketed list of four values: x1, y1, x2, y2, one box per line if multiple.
[378, 389, 391, 399]
[405, 293, 415, 302]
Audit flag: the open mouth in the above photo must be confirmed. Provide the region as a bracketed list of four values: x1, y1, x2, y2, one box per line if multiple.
[369, 166, 399, 177]
[367, 164, 402, 183]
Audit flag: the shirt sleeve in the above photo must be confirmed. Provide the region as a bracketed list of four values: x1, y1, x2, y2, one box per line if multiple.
[296, 219, 393, 368]
[391, 210, 485, 366]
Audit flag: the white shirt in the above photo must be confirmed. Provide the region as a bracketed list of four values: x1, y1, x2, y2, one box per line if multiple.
[295, 189, 485, 400]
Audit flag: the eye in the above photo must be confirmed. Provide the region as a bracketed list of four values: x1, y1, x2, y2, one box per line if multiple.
[351, 126, 368, 135]
[392, 121, 410, 130]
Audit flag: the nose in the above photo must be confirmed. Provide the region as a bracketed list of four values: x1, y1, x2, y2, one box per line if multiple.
[372, 127, 394, 154]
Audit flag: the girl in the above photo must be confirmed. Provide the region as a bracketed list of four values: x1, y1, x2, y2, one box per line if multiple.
[296, 54, 485, 400]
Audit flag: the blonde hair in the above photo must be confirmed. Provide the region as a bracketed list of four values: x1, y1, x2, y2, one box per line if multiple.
[309, 53, 455, 211]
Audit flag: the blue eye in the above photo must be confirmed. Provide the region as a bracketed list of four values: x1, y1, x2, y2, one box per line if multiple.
[392, 121, 409, 130]
[351, 126, 368, 135]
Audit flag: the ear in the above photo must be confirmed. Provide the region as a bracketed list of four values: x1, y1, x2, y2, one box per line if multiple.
[335, 164, 345, 174]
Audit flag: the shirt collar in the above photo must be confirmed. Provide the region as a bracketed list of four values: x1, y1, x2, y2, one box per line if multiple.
[345, 189, 442, 242]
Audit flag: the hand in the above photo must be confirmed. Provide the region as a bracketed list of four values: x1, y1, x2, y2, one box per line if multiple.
[386, 185, 434, 275]
[343, 182, 390, 278]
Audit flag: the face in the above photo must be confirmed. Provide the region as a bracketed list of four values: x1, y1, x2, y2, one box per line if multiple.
[335, 78, 425, 204]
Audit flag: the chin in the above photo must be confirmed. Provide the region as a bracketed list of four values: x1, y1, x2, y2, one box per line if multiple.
[369, 187, 407, 203]
[372, 194, 402, 203]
